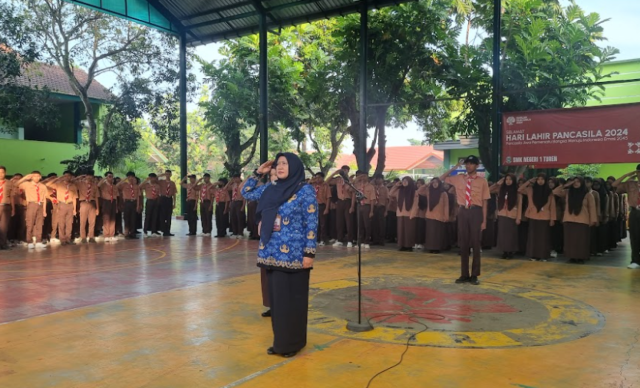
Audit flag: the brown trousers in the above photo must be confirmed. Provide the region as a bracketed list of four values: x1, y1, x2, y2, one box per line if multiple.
[57, 203, 75, 243]
[358, 204, 373, 243]
[317, 204, 328, 243]
[25, 202, 44, 243]
[229, 200, 245, 236]
[458, 206, 483, 278]
[144, 198, 159, 234]
[200, 200, 213, 234]
[0, 205, 10, 248]
[79, 201, 97, 239]
[101, 200, 117, 238]
[9, 205, 26, 242]
[336, 199, 354, 243]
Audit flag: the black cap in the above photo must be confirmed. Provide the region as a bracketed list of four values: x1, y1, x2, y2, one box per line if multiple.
[463, 155, 480, 165]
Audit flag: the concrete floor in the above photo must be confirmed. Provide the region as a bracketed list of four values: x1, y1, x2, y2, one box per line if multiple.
[0, 222, 638, 388]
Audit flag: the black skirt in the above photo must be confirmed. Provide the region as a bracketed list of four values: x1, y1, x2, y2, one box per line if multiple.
[526, 219, 551, 259]
[425, 219, 447, 251]
[497, 216, 519, 253]
[564, 222, 591, 260]
[267, 269, 310, 354]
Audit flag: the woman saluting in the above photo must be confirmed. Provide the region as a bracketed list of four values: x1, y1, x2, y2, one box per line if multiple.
[241, 153, 318, 358]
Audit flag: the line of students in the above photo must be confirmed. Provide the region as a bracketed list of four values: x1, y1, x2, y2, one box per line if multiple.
[0, 167, 178, 250]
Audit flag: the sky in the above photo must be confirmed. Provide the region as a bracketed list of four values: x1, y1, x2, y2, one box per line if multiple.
[95, 0, 640, 150]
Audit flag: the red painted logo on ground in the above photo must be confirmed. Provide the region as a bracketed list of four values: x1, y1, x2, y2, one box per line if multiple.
[351, 287, 519, 324]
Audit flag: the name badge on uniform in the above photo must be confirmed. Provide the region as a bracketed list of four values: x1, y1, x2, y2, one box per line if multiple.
[273, 215, 282, 232]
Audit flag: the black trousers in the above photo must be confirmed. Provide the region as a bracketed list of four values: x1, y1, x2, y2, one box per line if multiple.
[386, 211, 397, 242]
[230, 200, 245, 236]
[267, 269, 310, 354]
[123, 200, 138, 238]
[201, 200, 213, 234]
[317, 204, 327, 243]
[144, 199, 159, 234]
[629, 208, 640, 264]
[215, 201, 229, 237]
[186, 199, 197, 234]
[159, 196, 173, 235]
[458, 206, 483, 278]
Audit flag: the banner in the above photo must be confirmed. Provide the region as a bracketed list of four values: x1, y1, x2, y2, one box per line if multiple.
[502, 103, 640, 166]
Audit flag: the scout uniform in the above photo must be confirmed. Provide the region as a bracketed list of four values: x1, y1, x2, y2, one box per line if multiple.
[182, 181, 199, 235]
[158, 179, 177, 236]
[140, 180, 161, 235]
[19, 179, 48, 244]
[49, 180, 78, 244]
[0, 178, 14, 249]
[99, 181, 118, 239]
[199, 182, 215, 235]
[118, 179, 140, 238]
[76, 177, 100, 241]
[215, 183, 231, 237]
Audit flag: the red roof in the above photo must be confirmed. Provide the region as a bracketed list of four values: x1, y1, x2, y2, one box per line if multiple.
[336, 145, 444, 171]
[15, 62, 111, 101]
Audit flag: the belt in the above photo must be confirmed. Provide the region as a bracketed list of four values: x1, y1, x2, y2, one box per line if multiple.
[125, 199, 137, 202]
[28, 201, 43, 205]
[79, 200, 94, 202]
[161, 195, 172, 198]
[459, 205, 482, 210]
[59, 202, 74, 205]
[146, 198, 159, 201]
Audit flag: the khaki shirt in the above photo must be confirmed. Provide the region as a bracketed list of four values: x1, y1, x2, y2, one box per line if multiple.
[158, 180, 177, 197]
[314, 182, 331, 205]
[414, 187, 450, 222]
[555, 189, 598, 225]
[50, 182, 78, 204]
[119, 181, 140, 201]
[445, 174, 491, 207]
[521, 186, 557, 221]
[198, 183, 215, 201]
[0, 180, 14, 205]
[99, 182, 118, 201]
[182, 183, 199, 201]
[353, 182, 377, 206]
[141, 183, 161, 200]
[76, 179, 99, 202]
[19, 181, 48, 203]
[216, 186, 230, 203]
[375, 185, 389, 207]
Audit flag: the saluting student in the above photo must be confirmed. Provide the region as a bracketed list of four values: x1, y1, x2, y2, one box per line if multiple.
[45, 171, 78, 245]
[98, 172, 118, 243]
[157, 170, 177, 236]
[181, 174, 199, 236]
[17, 172, 48, 249]
[74, 171, 100, 243]
[612, 168, 640, 269]
[9, 173, 26, 244]
[519, 173, 556, 262]
[490, 174, 522, 259]
[351, 171, 377, 249]
[313, 172, 331, 246]
[197, 173, 216, 237]
[0, 166, 15, 250]
[415, 177, 450, 253]
[441, 156, 490, 285]
[330, 166, 354, 247]
[214, 177, 230, 238]
[372, 174, 389, 246]
[117, 172, 141, 239]
[386, 179, 400, 244]
[227, 174, 246, 238]
[390, 177, 418, 252]
[553, 177, 597, 264]
[444, 183, 458, 250]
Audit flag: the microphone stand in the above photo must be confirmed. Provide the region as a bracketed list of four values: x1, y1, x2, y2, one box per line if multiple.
[342, 176, 374, 333]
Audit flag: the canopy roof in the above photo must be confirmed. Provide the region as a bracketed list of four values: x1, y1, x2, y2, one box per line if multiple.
[65, 0, 415, 46]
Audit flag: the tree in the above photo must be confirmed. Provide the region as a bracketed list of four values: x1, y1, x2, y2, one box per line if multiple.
[22, 0, 195, 170]
[407, 139, 424, 146]
[0, 2, 58, 130]
[449, 0, 619, 176]
[334, 0, 459, 175]
[558, 164, 601, 179]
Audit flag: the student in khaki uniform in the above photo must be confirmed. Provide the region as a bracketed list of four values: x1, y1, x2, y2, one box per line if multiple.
[414, 177, 450, 253]
[441, 156, 491, 285]
[116, 172, 141, 239]
[0, 166, 15, 250]
[227, 174, 246, 238]
[490, 174, 522, 259]
[44, 171, 77, 245]
[612, 167, 640, 269]
[41, 173, 58, 242]
[389, 177, 418, 252]
[73, 171, 100, 243]
[196, 173, 216, 237]
[553, 177, 598, 264]
[444, 183, 458, 250]
[9, 173, 26, 244]
[313, 172, 331, 246]
[518, 173, 557, 262]
[330, 166, 354, 247]
[371, 174, 389, 246]
[157, 170, 177, 236]
[350, 171, 377, 249]
[17, 172, 49, 249]
[181, 174, 199, 236]
[140, 173, 162, 237]
[97, 172, 118, 243]
[214, 177, 230, 238]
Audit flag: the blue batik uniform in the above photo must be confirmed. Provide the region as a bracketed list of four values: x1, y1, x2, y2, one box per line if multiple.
[242, 177, 318, 271]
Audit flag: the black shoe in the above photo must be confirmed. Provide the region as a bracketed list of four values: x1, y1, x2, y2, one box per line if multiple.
[163, 233, 175, 237]
[282, 351, 298, 358]
[267, 347, 276, 355]
[186, 233, 196, 236]
[455, 277, 470, 284]
[261, 310, 271, 318]
[88, 238, 96, 243]
[469, 276, 480, 285]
